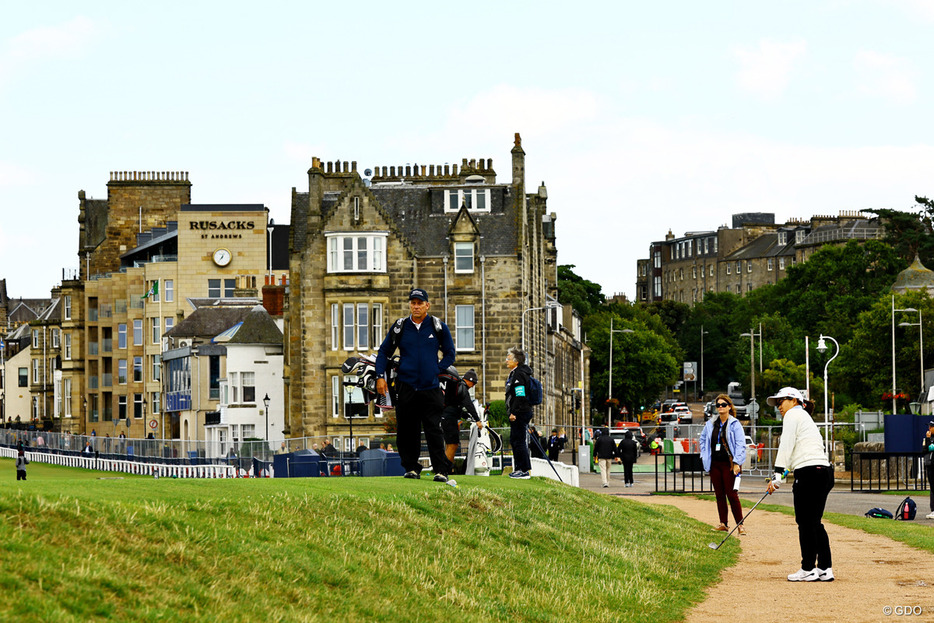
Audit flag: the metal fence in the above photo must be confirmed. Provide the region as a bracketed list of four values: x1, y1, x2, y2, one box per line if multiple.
[850, 451, 929, 492]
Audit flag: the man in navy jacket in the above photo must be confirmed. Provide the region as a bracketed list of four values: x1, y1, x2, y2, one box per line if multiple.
[376, 288, 455, 481]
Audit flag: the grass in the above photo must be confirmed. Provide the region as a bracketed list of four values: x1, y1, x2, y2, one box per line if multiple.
[0, 460, 737, 623]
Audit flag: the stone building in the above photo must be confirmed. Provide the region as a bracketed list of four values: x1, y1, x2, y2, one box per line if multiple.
[638, 211, 882, 306]
[284, 134, 585, 445]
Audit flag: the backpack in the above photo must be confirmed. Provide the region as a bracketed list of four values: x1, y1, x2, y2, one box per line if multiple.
[895, 497, 917, 521]
[864, 507, 893, 519]
[526, 375, 543, 406]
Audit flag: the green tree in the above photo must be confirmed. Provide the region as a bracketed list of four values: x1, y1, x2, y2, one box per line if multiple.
[557, 264, 605, 317]
[864, 199, 934, 264]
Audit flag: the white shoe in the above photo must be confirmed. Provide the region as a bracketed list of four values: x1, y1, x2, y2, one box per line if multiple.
[602, 483, 609, 488]
[818, 567, 834, 582]
[787, 568, 820, 582]
[926, 512, 934, 519]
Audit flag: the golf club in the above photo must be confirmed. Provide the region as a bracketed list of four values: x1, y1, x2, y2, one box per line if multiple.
[708, 489, 771, 550]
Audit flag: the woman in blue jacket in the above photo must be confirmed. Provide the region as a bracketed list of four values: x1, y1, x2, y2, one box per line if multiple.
[699, 394, 747, 533]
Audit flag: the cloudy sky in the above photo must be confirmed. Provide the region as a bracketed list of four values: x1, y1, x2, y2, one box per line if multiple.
[3, 1, 934, 300]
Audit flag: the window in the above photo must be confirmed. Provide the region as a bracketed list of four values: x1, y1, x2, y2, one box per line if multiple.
[118, 359, 127, 384]
[370, 303, 383, 349]
[735, 261, 741, 274]
[779, 258, 786, 270]
[32, 359, 39, 384]
[230, 372, 239, 403]
[208, 279, 236, 298]
[692, 266, 697, 279]
[454, 242, 474, 273]
[63, 296, 72, 319]
[356, 303, 369, 350]
[63, 379, 72, 417]
[63, 334, 72, 360]
[164, 280, 174, 302]
[243, 372, 256, 403]
[337, 302, 382, 350]
[726, 263, 731, 275]
[18, 368, 27, 387]
[795, 230, 806, 244]
[455, 305, 475, 351]
[134, 357, 143, 382]
[767, 258, 773, 271]
[151, 317, 161, 343]
[709, 264, 714, 277]
[778, 231, 787, 246]
[118, 324, 127, 349]
[747, 261, 752, 273]
[52, 329, 60, 348]
[443, 188, 491, 213]
[653, 250, 661, 268]
[343, 304, 354, 351]
[133, 320, 143, 345]
[326, 234, 387, 273]
[331, 375, 340, 418]
[164, 317, 174, 335]
[152, 354, 161, 381]
[653, 276, 661, 298]
[32, 330, 39, 349]
[331, 304, 339, 350]
[118, 395, 127, 420]
[133, 393, 143, 418]
[152, 392, 161, 415]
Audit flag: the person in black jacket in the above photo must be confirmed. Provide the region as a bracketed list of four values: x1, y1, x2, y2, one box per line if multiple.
[547, 428, 567, 461]
[617, 430, 639, 487]
[505, 347, 534, 480]
[924, 420, 934, 520]
[442, 369, 481, 462]
[593, 429, 619, 488]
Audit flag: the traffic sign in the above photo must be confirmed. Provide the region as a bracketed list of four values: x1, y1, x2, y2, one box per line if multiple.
[149, 419, 158, 429]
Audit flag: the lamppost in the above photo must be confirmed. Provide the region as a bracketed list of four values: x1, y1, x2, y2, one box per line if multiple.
[897, 309, 923, 409]
[263, 393, 271, 450]
[739, 328, 761, 439]
[700, 325, 709, 401]
[892, 298, 921, 413]
[607, 319, 634, 428]
[816, 334, 839, 457]
[521, 303, 560, 355]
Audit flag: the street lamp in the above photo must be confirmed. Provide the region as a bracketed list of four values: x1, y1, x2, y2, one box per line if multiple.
[520, 303, 560, 357]
[263, 393, 271, 450]
[700, 325, 709, 401]
[739, 328, 761, 439]
[892, 298, 921, 413]
[267, 219, 275, 285]
[897, 309, 923, 408]
[816, 334, 839, 457]
[607, 319, 634, 428]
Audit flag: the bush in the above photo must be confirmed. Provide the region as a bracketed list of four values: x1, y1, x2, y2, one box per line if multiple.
[487, 400, 508, 428]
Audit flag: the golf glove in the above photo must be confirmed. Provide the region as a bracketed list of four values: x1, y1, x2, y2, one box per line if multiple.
[770, 473, 785, 490]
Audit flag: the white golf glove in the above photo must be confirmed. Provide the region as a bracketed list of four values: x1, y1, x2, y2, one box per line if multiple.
[769, 474, 784, 490]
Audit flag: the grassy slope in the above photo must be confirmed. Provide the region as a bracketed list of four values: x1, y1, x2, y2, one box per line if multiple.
[0, 461, 736, 623]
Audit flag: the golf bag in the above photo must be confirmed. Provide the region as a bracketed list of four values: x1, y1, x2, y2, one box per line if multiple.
[340, 354, 399, 410]
[466, 401, 503, 475]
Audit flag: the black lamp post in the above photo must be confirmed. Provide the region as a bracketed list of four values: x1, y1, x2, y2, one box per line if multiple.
[263, 393, 271, 448]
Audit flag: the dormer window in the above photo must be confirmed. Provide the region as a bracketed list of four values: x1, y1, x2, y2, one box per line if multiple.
[778, 231, 788, 246]
[795, 229, 806, 244]
[454, 242, 474, 273]
[444, 188, 491, 213]
[326, 233, 387, 273]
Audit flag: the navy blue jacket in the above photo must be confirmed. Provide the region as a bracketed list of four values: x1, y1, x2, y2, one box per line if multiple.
[505, 364, 533, 416]
[375, 315, 455, 391]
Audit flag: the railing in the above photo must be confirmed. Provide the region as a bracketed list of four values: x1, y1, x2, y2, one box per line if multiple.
[850, 451, 927, 492]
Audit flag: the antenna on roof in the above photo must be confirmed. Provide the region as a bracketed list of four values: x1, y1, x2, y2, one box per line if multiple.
[363, 168, 373, 187]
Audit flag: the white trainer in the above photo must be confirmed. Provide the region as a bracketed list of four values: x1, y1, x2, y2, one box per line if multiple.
[926, 512, 934, 520]
[787, 568, 820, 582]
[818, 567, 834, 582]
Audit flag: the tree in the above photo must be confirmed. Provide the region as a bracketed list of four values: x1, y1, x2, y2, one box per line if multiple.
[557, 264, 605, 317]
[864, 199, 934, 264]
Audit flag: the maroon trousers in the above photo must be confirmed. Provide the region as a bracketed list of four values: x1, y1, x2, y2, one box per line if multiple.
[709, 460, 744, 526]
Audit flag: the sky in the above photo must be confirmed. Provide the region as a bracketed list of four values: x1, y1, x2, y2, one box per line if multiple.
[3, 1, 934, 300]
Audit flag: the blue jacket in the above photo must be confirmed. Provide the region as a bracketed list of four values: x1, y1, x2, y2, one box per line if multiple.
[375, 315, 455, 391]
[505, 364, 533, 416]
[698, 415, 747, 473]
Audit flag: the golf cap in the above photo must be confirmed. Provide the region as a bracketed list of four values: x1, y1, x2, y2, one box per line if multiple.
[409, 288, 429, 302]
[928, 420, 934, 427]
[766, 387, 805, 407]
[463, 369, 478, 384]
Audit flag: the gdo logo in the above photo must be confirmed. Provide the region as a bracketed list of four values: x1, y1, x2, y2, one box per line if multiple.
[882, 605, 923, 616]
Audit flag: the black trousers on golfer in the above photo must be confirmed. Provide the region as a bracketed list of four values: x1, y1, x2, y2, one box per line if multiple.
[792, 464, 834, 571]
[509, 412, 533, 472]
[926, 462, 934, 512]
[395, 382, 451, 476]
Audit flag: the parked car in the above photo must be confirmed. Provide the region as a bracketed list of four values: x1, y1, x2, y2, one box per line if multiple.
[674, 405, 693, 424]
[660, 401, 687, 422]
[610, 425, 646, 456]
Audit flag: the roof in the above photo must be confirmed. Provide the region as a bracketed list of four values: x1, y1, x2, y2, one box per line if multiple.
[892, 255, 934, 293]
[219, 305, 282, 345]
[165, 307, 255, 339]
[724, 233, 796, 260]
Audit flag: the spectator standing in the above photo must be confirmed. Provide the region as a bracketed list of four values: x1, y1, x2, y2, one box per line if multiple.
[698, 394, 747, 534]
[375, 288, 455, 482]
[593, 429, 619, 488]
[923, 420, 934, 519]
[441, 369, 481, 463]
[547, 428, 567, 462]
[505, 347, 534, 480]
[15, 443, 28, 481]
[617, 430, 639, 487]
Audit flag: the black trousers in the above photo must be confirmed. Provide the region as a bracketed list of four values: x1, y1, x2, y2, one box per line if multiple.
[395, 382, 452, 476]
[509, 412, 533, 472]
[622, 460, 635, 484]
[792, 465, 834, 571]
[926, 462, 934, 512]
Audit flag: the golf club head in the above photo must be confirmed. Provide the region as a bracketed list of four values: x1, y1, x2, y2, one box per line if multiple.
[708, 542, 721, 550]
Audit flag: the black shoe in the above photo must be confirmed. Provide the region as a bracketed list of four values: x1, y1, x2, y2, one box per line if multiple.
[404, 471, 420, 479]
[433, 473, 448, 483]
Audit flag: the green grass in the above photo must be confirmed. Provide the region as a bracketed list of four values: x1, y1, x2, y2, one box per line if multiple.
[0, 459, 737, 623]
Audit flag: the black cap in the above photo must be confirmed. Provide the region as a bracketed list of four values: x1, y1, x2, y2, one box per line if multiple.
[929, 420, 934, 427]
[409, 288, 428, 302]
[463, 369, 478, 384]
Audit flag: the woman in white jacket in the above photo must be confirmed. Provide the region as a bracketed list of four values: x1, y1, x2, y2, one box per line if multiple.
[698, 394, 747, 533]
[765, 387, 834, 583]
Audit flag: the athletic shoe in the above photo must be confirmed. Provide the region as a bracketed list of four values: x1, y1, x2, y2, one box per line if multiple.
[787, 568, 820, 582]
[404, 471, 420, 479]
[818, 567, 834, 582]
[926, 512, 934, 519]
[737, 525, 746, 536]
[508, 470, 531, 479]
[433, 473, 448, 483]
[712, 523, 728, 532]
[602, 483, 609, 488]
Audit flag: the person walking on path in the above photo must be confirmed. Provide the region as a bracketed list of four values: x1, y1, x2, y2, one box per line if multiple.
[593, 428, 619, 488]
[765, 387, 835, 582]
[617, 430, 638, 487]
[699, 394, 747, 534]
[504, 347, 534, 480]
[15, 443, 28, 481]
[923, 420, 934, 519]
[375, 288, 455, 483]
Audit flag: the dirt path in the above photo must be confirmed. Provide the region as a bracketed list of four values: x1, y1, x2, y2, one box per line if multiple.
[639, 496, 934, 623]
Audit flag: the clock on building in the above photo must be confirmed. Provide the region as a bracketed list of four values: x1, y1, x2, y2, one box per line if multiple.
[212, 248, 232, 266]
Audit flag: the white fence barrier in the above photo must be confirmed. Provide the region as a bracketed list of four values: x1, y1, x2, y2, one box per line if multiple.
[0, 447, 236, 478]
[530, 457, 579, 487]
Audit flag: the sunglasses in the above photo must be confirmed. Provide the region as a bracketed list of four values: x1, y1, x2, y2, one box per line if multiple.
[716, 403, 730, 408]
